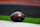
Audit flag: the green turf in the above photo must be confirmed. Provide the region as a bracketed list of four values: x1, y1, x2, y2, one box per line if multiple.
[0, 15, 12, 21]
[0, 15, 40, 24]
[23, 17, 40, 24]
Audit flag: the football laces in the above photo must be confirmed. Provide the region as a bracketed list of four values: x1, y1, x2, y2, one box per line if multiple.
[17, 12, 21, 17]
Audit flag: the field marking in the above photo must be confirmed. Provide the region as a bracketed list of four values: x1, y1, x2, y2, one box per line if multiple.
[0, 20, 40, 27]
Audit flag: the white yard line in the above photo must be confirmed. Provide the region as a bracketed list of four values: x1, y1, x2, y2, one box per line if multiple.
[0, 20, 40, 27]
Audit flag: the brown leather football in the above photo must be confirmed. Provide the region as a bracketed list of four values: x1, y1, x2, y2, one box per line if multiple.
[10, 11, 25, 22]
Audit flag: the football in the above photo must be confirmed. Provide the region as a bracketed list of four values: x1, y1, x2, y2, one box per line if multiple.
[10, 11, 25, 22]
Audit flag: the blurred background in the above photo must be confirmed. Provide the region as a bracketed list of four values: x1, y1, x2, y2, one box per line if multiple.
[0, 0, 40, 24]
